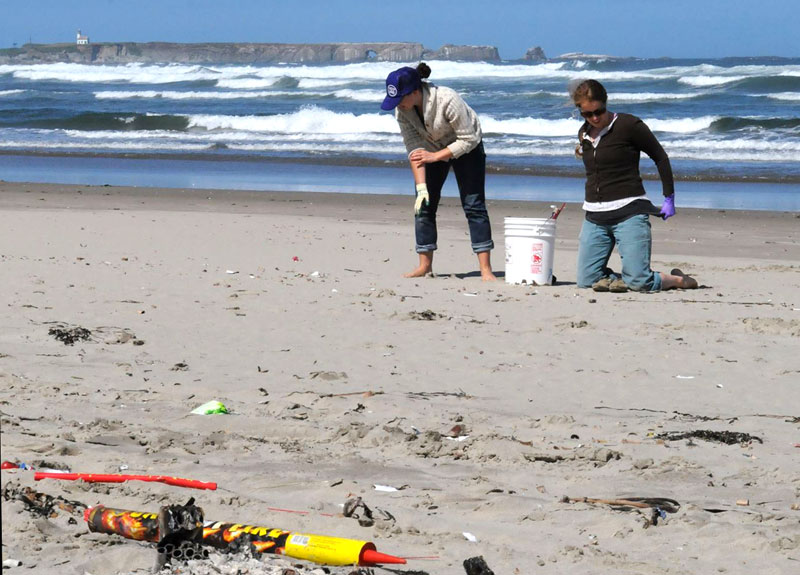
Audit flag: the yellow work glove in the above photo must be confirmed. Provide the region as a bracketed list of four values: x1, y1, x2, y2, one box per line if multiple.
[414, 183, 429, 216]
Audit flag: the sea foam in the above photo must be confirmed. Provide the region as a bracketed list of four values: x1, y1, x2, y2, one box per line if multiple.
[185, 107, 399, 134]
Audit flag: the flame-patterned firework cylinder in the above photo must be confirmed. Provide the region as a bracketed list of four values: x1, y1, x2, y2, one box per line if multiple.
[84, 506, 160, 542]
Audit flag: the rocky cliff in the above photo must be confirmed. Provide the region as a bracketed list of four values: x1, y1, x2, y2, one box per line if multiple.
[0, 41, 501, 64]
[423, 44, 500, 61]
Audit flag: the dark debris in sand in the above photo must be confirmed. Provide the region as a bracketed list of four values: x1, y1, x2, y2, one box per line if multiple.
[655, 429, 763, 445]
[48, 325, 92, 345]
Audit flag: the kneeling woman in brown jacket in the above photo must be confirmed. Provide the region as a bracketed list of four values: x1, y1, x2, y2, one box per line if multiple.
[571, 79, 697, 292]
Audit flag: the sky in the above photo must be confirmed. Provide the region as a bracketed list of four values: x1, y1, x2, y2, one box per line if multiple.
[1, 0, 797, 60]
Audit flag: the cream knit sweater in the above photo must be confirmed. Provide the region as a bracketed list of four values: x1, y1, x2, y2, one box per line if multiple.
[395, 83, 482, 159]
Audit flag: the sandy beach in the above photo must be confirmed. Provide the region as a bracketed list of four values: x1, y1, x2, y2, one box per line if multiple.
[1, 180, 798, 575]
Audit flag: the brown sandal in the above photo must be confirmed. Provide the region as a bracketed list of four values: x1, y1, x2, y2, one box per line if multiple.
[670, 268, 698, 289]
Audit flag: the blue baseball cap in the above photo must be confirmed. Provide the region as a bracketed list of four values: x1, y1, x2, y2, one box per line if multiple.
[381, 67, 421, 111]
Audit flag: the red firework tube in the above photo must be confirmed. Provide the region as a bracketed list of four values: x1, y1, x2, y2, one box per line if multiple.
[35, 472, 217, 490]
[85, 505, 406, 566]
[550, 202, 566, 220]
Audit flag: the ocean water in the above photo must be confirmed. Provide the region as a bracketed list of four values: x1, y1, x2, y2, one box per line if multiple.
[0, 57, 798, 210]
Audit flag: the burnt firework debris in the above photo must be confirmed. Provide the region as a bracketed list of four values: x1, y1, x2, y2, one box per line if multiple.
[2, 483, 87, 518]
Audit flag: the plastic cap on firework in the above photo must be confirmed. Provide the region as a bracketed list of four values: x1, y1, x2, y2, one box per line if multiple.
[360, 548, 406, 565]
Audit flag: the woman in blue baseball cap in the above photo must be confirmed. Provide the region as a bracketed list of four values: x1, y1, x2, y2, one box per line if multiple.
[382, 62, 495, 280]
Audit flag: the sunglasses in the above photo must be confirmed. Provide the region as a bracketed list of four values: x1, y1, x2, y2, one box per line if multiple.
[579, 107, 606, 119]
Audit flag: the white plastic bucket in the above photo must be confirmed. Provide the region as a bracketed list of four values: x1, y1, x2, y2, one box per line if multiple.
[504, 217, 556, 285]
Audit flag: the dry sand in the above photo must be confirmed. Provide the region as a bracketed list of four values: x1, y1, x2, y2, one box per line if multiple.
[1, 180, 799, 575]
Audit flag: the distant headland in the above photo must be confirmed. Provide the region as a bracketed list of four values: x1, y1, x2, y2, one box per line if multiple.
[0, 41, 550, 65]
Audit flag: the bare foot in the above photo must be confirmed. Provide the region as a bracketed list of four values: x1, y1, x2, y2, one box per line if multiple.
[477, 251, 495, 282]
[405, 252, 433, 278]
[481, 269, 497, 281]
[404, 265, 433, 278]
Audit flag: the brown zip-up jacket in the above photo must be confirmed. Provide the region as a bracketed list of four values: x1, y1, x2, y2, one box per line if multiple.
[579, 113, 674, 202]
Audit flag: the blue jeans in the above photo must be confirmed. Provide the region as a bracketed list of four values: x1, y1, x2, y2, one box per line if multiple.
[415, 142, 494, 254]
[577, 214, 662, 292]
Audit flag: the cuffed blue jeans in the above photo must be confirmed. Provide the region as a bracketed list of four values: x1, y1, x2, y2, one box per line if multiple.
[414, 142, 494, 254]
[577, 214, 663, 292]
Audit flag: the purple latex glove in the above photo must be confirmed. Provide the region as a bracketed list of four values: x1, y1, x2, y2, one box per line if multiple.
[659, 195, 676, 220]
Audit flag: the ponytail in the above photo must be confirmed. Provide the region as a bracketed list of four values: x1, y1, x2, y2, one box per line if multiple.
[416, 62, 431, 80]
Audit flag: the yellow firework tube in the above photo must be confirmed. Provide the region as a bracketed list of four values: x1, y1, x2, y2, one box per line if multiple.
[283, 532, 388, 566]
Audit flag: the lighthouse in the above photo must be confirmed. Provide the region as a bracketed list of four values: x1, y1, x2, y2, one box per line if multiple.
[76, 30, 90, 45]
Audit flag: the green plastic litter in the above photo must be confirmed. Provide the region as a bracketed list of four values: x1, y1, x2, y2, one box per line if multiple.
[191, 400, 229, 415]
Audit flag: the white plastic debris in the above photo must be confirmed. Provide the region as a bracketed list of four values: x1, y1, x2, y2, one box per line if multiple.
[445, 435, 470, 442]
[463, 532, 478, 542]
